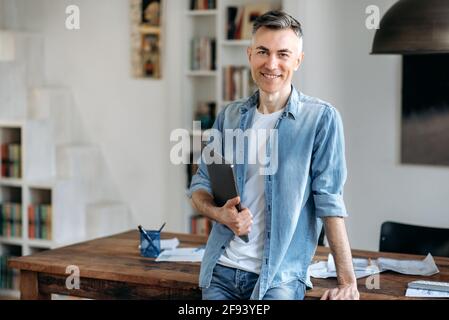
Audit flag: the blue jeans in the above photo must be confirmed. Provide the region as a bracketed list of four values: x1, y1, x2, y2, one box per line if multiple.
[202, 264, 306, 300]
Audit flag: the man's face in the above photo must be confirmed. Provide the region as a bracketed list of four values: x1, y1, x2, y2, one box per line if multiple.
[247, 27, 303, 95]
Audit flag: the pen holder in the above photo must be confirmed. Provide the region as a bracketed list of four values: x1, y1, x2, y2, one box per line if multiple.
[139, 230, 161, 258]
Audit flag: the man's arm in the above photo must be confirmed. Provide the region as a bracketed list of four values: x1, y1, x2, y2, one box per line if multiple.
[320, 217, 360, 300]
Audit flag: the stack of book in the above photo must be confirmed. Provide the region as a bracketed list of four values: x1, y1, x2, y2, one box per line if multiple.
[191, 215, 212, 236]
[28, 204, 52, 240]
[1, 143, 21, 178]
[0, 255, 19, 290]
[190, 0, 216, 10]
[223, 66, 257, 101]
[0, 203, 22, 238]
[190, 37, 216, 71]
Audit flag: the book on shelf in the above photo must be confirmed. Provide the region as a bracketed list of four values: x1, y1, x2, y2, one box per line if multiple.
[0, 143, 21, 178]
[190, 0, 216, 10]
[226, 3, 272, 40]
[195, 101, 216, 131]
[0, 255, 19, 290]
[28, 204, 52, 240]
[190, 214, 212, 236]
[190, 37, 216, 71]
[0, 203, 22, 238]
[223, 66, 257, 101]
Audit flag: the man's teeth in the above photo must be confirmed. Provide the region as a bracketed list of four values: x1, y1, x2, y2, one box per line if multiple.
[262, 73, 280, 79]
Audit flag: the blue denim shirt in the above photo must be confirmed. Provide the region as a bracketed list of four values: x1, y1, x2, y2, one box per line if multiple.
[187, 86, 348, 300]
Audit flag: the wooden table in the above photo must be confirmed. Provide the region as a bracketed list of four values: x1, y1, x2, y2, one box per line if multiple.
[8, 231, 449, 300]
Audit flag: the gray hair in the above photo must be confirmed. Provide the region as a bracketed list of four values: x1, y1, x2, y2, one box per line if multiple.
[252, 10, 303, 38]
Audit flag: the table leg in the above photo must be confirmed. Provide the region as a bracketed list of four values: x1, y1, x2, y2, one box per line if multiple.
[20, 270, 51, 300]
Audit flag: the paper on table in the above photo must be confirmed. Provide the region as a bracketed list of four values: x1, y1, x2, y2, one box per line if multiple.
[155, 247, 205, 262]
[377, 253, 439, 276]
[309, 253, 439, 279]
[160, 238, 180, 251]
[310, 254, 381, 279]
[406, 288, 449, 298]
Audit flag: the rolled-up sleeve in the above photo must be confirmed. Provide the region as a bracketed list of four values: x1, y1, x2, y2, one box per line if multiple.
[187, 157, 213, 198]
[311, 106, 348, 218]
[186, 108, 225, 199]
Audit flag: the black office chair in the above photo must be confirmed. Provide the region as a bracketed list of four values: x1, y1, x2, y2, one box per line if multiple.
[379, 221, 449, 258]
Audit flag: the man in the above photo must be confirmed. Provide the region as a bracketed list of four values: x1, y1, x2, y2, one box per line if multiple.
[188, 10, 359, 300]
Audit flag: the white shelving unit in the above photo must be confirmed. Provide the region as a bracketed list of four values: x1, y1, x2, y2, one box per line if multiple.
[186, 70, 218, 77]
[186, 9, 218, 16]
[0, 31, 131, 299]
[220, 39, 252, 46]
[183, 0, 283, 232]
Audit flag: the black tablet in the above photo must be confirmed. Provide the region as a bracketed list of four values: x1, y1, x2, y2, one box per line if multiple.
[206, 151, 249, 243]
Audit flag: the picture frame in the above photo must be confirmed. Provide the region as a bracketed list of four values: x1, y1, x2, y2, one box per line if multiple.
[130, 0, 163, 79]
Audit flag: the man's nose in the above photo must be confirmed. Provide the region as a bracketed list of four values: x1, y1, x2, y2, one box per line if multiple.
[265, 54, 278, 70]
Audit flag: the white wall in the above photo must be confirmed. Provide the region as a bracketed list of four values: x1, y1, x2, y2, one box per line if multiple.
[291, 0, 449, 250]
[6, 0, 182, 230]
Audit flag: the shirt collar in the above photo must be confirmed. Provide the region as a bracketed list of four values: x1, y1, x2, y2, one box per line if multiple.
[239, 85, 302, 120]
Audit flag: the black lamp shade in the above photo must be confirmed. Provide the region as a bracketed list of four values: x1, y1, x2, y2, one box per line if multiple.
[371, 0, 449, 54]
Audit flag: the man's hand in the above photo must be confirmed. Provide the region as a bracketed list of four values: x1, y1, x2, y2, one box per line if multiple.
[320, 283, 360, 300]
[217, 196, 253, 236]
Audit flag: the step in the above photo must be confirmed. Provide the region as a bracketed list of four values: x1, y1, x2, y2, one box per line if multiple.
[55, 144, 102, 179]
[55, 144, 120, 202]
[0, 31, 45, 119]
[28, 87, 87, 145]
[52, 178, 88, 244]
[0, 62, 27, 119]
[24, 119, 56, 181]
[8, 31, 45, 87]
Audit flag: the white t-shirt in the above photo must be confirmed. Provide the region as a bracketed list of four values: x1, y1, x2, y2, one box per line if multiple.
[217, 106, 284, 274]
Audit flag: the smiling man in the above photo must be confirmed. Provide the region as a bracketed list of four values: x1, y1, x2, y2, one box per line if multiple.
[188, 10, 359, 300]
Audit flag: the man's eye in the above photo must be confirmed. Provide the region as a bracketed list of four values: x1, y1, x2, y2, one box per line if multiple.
[257, 51, 268, 55]
[279, 53, 289, 58]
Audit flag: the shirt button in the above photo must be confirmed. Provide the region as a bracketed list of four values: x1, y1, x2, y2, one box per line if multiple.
[221, 246, 225, 250]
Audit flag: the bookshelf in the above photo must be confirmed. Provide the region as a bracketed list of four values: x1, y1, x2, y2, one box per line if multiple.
[0, 122, 56, 297]
[183, 0, 283, 234]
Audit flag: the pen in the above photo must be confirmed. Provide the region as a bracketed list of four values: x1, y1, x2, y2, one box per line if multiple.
[158, 222, 166, 233]
[138, 225, 160, 254]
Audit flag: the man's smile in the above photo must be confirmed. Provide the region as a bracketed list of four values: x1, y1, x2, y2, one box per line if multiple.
[260, 72, 282, 79]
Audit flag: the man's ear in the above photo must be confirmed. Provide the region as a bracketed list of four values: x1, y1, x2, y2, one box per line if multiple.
[247, 46, 252, 63]
[294, 52, 304, 71]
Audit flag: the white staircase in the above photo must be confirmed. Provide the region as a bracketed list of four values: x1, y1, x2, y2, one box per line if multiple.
[0, 30, 132, 246]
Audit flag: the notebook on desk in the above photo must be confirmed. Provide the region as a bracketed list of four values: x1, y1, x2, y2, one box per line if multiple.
[206, 150, 249, 243]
